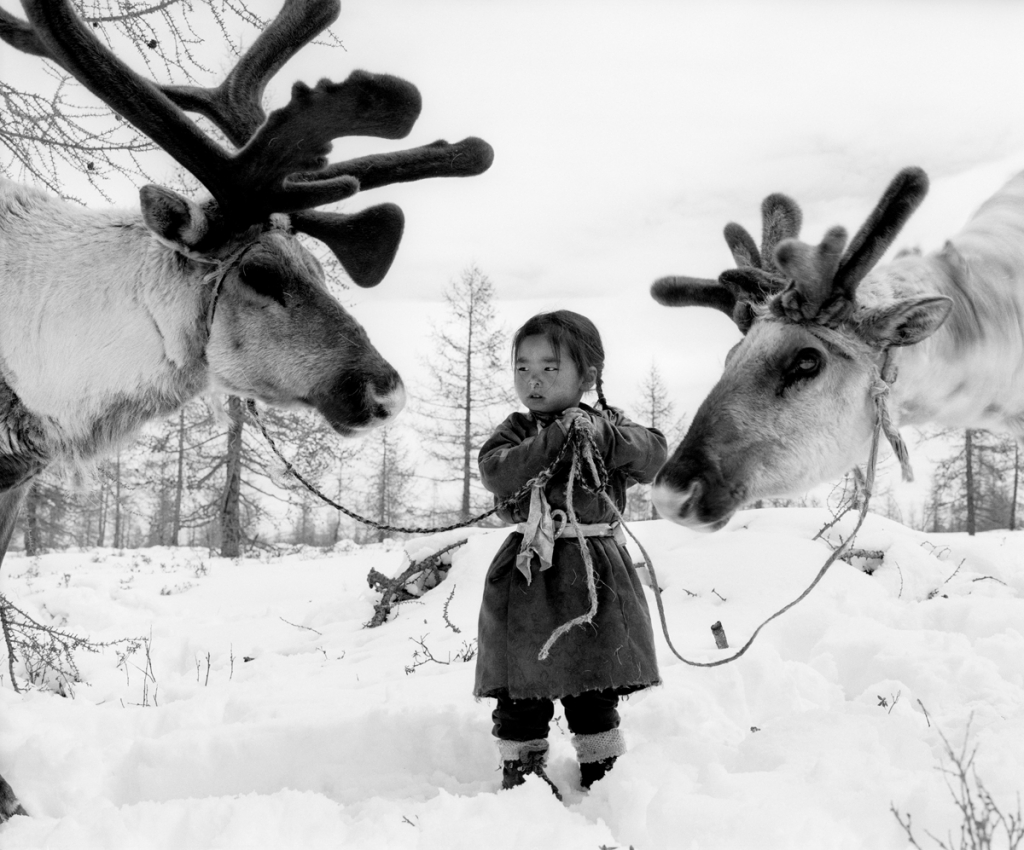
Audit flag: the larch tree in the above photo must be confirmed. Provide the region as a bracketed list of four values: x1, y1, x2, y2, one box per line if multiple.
[627, 363, 687, 520]
[925, 429, 1017, 534]
[254, 407, 363, 547]
[0, 1, 277, 198]
[359, 425, 417, 543]
[419, 265, 515, 522]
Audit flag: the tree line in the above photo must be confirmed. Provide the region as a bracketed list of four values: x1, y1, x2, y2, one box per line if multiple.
[3, 6, 1015, 552]
[12, 265, 693, 556]
[11, 263, 1021, 555]
[922, 429, 1023, 535]
[19, 264, 1018, 555]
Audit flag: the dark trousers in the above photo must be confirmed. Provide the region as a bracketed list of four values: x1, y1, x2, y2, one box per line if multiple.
[492, 689, 620, 742]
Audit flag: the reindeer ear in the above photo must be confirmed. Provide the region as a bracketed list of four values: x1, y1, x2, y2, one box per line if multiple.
[858, 295, 953, 348]
[139, 184, 212, 249]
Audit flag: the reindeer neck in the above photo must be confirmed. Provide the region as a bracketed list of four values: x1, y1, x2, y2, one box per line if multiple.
[0, 185, 214, 460]
[867, 171, 1024, 436]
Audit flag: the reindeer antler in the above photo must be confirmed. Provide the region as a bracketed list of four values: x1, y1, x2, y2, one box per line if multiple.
[651, 193, 802, 332]
[771, 167, 929, 324]
[3, 0, 494, 287]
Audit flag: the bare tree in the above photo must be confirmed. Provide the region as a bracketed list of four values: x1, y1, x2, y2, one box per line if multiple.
[925, 429, 1019, 534]
[360, 425, 417, 543]
[1011, 443, 1020, 531]
[0, 1, 299, 198]
[419, 265, 514, 521]
[627, 363, 687, 520]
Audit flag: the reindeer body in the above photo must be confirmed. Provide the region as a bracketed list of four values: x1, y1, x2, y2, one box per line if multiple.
[0, 0, 494, 821]
[0, 178, 209, 470]
[0, 176, 409, 489]
[887, 171, 1024, 433]
[651, 167, 1024, 530]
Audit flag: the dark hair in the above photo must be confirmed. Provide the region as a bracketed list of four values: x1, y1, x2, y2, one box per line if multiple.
[512, 310, 608, 408]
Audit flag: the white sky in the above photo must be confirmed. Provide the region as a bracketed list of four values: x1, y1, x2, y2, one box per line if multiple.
[305, 0, 1024, 509]
[312, 0, 1024, 429]
[6, 0, 1024, 506]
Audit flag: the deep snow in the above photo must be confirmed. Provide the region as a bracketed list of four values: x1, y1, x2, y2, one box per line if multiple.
[0, 509, 1021, 849]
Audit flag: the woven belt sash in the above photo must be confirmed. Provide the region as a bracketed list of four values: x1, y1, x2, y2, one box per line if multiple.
[515, 506, 627, 584]
[516, 518, 621, 539]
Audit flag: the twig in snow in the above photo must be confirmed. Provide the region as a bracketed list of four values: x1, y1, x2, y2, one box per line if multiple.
[891, 714, 1024, 850]
[917, 699, 932, 728]
[404, 634, 477, 675]
[1, 592, 140, 695]
[366, 540, 467, 628]
[442, 586, 461, 634]
[280, 616, 323, 636]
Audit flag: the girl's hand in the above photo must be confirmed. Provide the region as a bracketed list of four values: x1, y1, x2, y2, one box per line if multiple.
[561, 407, 596, 439]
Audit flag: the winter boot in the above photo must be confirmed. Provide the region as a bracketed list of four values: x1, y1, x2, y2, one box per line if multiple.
[498, 738, 562, 799]
[572, 729, 627, 789]
[579, 756, 617, 789]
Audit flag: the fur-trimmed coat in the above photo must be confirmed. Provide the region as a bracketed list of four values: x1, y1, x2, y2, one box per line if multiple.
[474, 404, 666, 700]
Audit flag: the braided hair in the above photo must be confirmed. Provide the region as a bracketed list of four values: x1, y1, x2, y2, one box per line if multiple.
[512, 310, 609, 409]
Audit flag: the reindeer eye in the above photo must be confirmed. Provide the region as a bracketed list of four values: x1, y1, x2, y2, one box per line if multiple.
[238, 262, 286, 307]
[780, 347, 823, 393]
[793, 348, 822, 375]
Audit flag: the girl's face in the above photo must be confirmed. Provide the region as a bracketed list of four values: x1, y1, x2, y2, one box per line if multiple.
[514, 334, 595, 415]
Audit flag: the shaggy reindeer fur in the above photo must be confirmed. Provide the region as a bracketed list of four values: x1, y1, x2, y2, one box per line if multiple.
[0, 177, 403, 490]
[651, 167, 1024, 530]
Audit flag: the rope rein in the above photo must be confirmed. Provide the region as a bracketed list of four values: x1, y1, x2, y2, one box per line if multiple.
[246, 400, 572, 535]
[248, 349, 906, 667]
[626, 349, 905, 667]
[536, 428, 605, 660]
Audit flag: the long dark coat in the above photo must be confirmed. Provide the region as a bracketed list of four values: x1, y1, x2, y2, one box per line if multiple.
[474, 404, 666, 700]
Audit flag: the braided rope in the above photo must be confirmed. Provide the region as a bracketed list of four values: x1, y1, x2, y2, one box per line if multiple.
[251, 399, 610, 658]
[615, 349, 901, 667]
[871, 354, 914, 482]
[250, 361, 907, 670]
[537, 437, 601, 660]
[246, 400, 572, 535]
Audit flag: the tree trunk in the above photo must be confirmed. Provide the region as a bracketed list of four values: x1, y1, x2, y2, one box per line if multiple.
[332, 468, 345, 544]
[95, 485, 107, 547]
[113, 450, 123, 549]
[1011, 443, 1020, 531]
[0, 484, 29, 570]
[221, 396, 244, 558]
[965, 429, 976, 536]
[23, 480, 40, 556]
[461, 324, 473, 521]
[376, 437, 389, 543]
[172, 408, 185, 545]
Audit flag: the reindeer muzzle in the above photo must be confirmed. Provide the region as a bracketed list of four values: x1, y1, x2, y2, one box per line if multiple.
[311, 360, 404, 436]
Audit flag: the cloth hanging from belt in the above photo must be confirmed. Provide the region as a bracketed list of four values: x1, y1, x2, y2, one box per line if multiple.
[514, 478, 625, 583]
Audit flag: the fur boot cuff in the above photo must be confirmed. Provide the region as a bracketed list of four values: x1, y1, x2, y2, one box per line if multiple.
[572, 729, 626, 764]
[497, 737, 548, 763]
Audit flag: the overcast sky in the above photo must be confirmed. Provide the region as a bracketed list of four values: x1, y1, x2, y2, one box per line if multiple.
[316, 0, 1024, 504]
[311, 0, 1024, 416]
[8, 0, 1024, 507]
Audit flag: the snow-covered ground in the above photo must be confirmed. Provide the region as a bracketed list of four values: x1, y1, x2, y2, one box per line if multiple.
[0, 508, 1021, 849]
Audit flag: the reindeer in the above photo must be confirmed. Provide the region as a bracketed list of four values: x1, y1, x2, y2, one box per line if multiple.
[648, 164, 1024, 530]
[0, 0, 492, 819]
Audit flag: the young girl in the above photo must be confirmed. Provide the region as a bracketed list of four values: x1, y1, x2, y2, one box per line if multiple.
[475, 310, 666, 794]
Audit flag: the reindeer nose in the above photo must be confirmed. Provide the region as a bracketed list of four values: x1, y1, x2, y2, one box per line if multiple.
[652, 479, 703, 526]
[374, 379, 406, 421]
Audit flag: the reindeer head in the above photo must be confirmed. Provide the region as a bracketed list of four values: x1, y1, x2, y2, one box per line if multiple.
[1, 0, 493, 436]
[650, 168, 953, 530]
